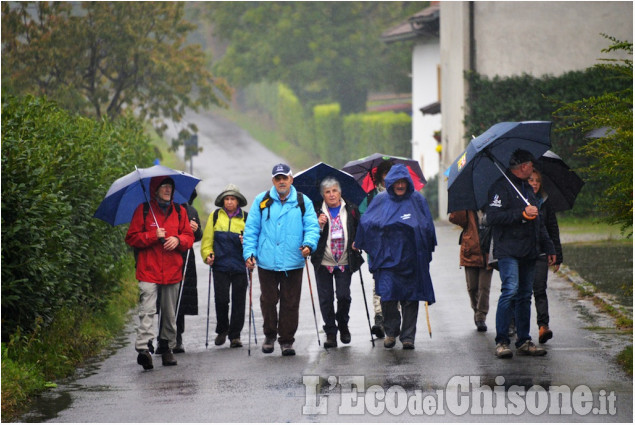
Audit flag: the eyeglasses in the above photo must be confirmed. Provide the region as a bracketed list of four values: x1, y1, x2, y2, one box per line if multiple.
[159, 184, 173, 190]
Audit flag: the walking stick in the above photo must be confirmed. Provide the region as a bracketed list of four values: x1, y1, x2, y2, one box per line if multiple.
[246, 254, 257, 356]
[304, 258, 321, 347]
[358, 269, 375, 347]
[205, 266, 212, 349]
[424, 301, 432, 338]
[175, 250, 190, 318]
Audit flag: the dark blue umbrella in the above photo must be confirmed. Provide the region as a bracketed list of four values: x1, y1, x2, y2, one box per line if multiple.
[447, 121, 552, 213]
[292, 162, 366, 207]
[94, 165, 200, 226]
[535, 150, 585, 212]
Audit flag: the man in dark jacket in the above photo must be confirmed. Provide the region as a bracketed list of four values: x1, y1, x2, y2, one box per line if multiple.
[125, 176, 194, 369]
[486, 150, 555, 359]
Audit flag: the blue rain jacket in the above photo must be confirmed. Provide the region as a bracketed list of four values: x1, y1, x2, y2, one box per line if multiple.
[355, 164, 437, 303]
[243, 186, 320, 271]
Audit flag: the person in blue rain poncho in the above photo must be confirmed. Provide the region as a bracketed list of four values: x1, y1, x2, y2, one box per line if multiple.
[354, 164, 437, 350]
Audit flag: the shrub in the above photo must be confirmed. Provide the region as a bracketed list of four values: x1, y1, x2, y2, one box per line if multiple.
[1, 95, 153, 341]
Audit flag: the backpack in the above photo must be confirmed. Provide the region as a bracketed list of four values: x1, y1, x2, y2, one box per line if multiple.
[133, 202, 182, 267]
[212, 208, 248, 227]
[258, 190, 305, 220]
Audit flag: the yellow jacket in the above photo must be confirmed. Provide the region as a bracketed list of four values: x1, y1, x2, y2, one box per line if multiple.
[200, 208, 247, 272]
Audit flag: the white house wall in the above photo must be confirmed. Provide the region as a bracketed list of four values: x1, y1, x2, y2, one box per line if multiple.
[474, 2, 634, 78]
[412, 40, 441, 180]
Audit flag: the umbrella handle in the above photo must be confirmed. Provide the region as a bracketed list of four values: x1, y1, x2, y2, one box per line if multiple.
[490, 160, 530, 206]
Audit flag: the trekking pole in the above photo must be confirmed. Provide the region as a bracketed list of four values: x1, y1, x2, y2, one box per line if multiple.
[304, 257, 321, 347]
[246, 254, 257, 356]
[358, 269, 375, 347]
[175, 250, 190, 318]
[205, 266, 212, 349]
[424, 301, 432, 338]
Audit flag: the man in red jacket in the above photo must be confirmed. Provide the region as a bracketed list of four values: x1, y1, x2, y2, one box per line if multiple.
[125, 176, 194, 369]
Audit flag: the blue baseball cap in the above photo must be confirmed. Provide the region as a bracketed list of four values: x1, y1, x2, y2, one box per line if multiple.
[271, 163, 292, 177]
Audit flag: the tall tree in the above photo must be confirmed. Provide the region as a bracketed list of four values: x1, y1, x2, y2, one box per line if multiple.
[1, 2, 231, 142]
[205, 2, 421, 114]
[554, 36, 633, 234]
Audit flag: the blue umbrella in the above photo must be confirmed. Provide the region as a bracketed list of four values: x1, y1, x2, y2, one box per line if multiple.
[94, 165, 200, 226]
[446, 121, 552, 213]
[292, 162, 366, 207]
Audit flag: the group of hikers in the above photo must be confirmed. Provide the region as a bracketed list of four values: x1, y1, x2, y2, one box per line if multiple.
[125, 148, 561, 370]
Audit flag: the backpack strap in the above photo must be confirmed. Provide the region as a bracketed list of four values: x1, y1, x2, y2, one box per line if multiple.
[213, 208, 220, 227]
[259, 191, 305, 220]
[142, 201, 181, 223]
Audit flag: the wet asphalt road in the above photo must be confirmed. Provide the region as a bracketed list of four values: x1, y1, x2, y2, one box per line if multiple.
[22, 110, 632, 422]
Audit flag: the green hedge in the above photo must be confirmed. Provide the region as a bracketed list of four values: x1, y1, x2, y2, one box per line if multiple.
[1, 95, 154, 341]
[313, 103, 342, 164]
[465, 67, 630, 216]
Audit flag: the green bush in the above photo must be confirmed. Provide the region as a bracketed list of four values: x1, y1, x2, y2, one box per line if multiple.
[1, 95, 153, 341]
[313, 103, 342, 164]
[464, 66, 630, 217]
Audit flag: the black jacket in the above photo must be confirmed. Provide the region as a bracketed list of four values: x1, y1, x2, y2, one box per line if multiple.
[180, 203, 203, 316]
[311, 200, 364, 273]
[486, 173, 555, 260]
[538, 195, 563, 264]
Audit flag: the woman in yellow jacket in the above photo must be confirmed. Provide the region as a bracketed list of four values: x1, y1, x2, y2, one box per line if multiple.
[201, 184, 249, 348]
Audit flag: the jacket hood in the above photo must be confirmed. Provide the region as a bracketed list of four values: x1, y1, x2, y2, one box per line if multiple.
[150, 175, 175, 201]
[215, 183, 248, 207]
[384, 164, 414, 198]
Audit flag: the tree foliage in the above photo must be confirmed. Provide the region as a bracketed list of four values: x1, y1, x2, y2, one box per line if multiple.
[554, 36, 633, 234]
[1, 95, 154, 341]
[204, 2, 422, 114]
[1, 1, 231, 146]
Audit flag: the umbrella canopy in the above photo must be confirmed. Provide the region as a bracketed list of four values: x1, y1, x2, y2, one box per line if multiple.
[94, 165, 200, 226]
[446, 121, 552, 213]
[292, 162, 366, 207]
[534, 150, 585, 212]
[342, 153, 426, 192]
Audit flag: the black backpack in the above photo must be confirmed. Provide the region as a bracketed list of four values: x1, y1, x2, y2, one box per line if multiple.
[258, 191, 305, 220]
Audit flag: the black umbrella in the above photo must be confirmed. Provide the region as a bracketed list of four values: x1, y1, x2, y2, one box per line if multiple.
[292, 162, 366, 206]
[342, 153, 426, 192]
[534, 150, 585, 212]
[446, 121, 552, 213]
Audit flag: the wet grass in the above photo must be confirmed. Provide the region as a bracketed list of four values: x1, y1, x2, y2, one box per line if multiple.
[562, 240, 633, 307]
[617, 345, 633, 375]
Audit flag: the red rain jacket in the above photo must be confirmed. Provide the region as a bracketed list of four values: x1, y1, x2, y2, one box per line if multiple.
[125, 176, 194, 284]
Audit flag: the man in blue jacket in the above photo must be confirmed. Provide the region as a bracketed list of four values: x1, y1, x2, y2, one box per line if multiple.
[243, 163, 320, 356]
[486, 149, 556, 359]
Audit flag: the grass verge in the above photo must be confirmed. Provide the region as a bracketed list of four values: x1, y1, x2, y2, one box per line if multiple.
[1, 265, 138, 421]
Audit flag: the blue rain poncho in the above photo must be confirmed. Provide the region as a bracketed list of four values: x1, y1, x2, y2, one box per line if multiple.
[354, 164, 437, 303]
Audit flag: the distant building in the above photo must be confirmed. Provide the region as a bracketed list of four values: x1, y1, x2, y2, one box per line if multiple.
[381, 2, 441, 181]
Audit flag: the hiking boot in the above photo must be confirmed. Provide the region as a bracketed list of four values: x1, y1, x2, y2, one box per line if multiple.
[475, 320, 487, 332]
[324, 334, 338, 349]
[495, 343, 513, 359]
[230, 338, 243, 348]
[538, 326, 553, 344]
[517, 340, 547, 356]
[371, 314, 385, 338]
[402, 341, 415, 350]
[339, 325, 351, 344]
[215, 332, 227, 346]
[137, 350, 153, 370]
[173, 344, 185, 354]
[262, 336, 276, 354]
[384, 336, 396, 348]
[155, 338, 169, 355]
[281, 344, 296, 356]
[162, 349, 178, 366]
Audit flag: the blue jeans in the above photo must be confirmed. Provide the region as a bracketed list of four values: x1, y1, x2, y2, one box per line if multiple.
[495, 257, 536, 347]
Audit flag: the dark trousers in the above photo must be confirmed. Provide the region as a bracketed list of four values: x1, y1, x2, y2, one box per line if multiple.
[315, 266, 352, 336]
[533, 256, 550, 327]
[258, 267, 303, 345]
[382, 300, 419, 343]
[213, 270, 248, 340]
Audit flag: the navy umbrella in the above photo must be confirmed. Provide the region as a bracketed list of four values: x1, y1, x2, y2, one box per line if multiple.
[292, 162, 366, 207]
[534, 150, 585, 212]
[447, 121, 552, 213]
[94, 165, 200, 226]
